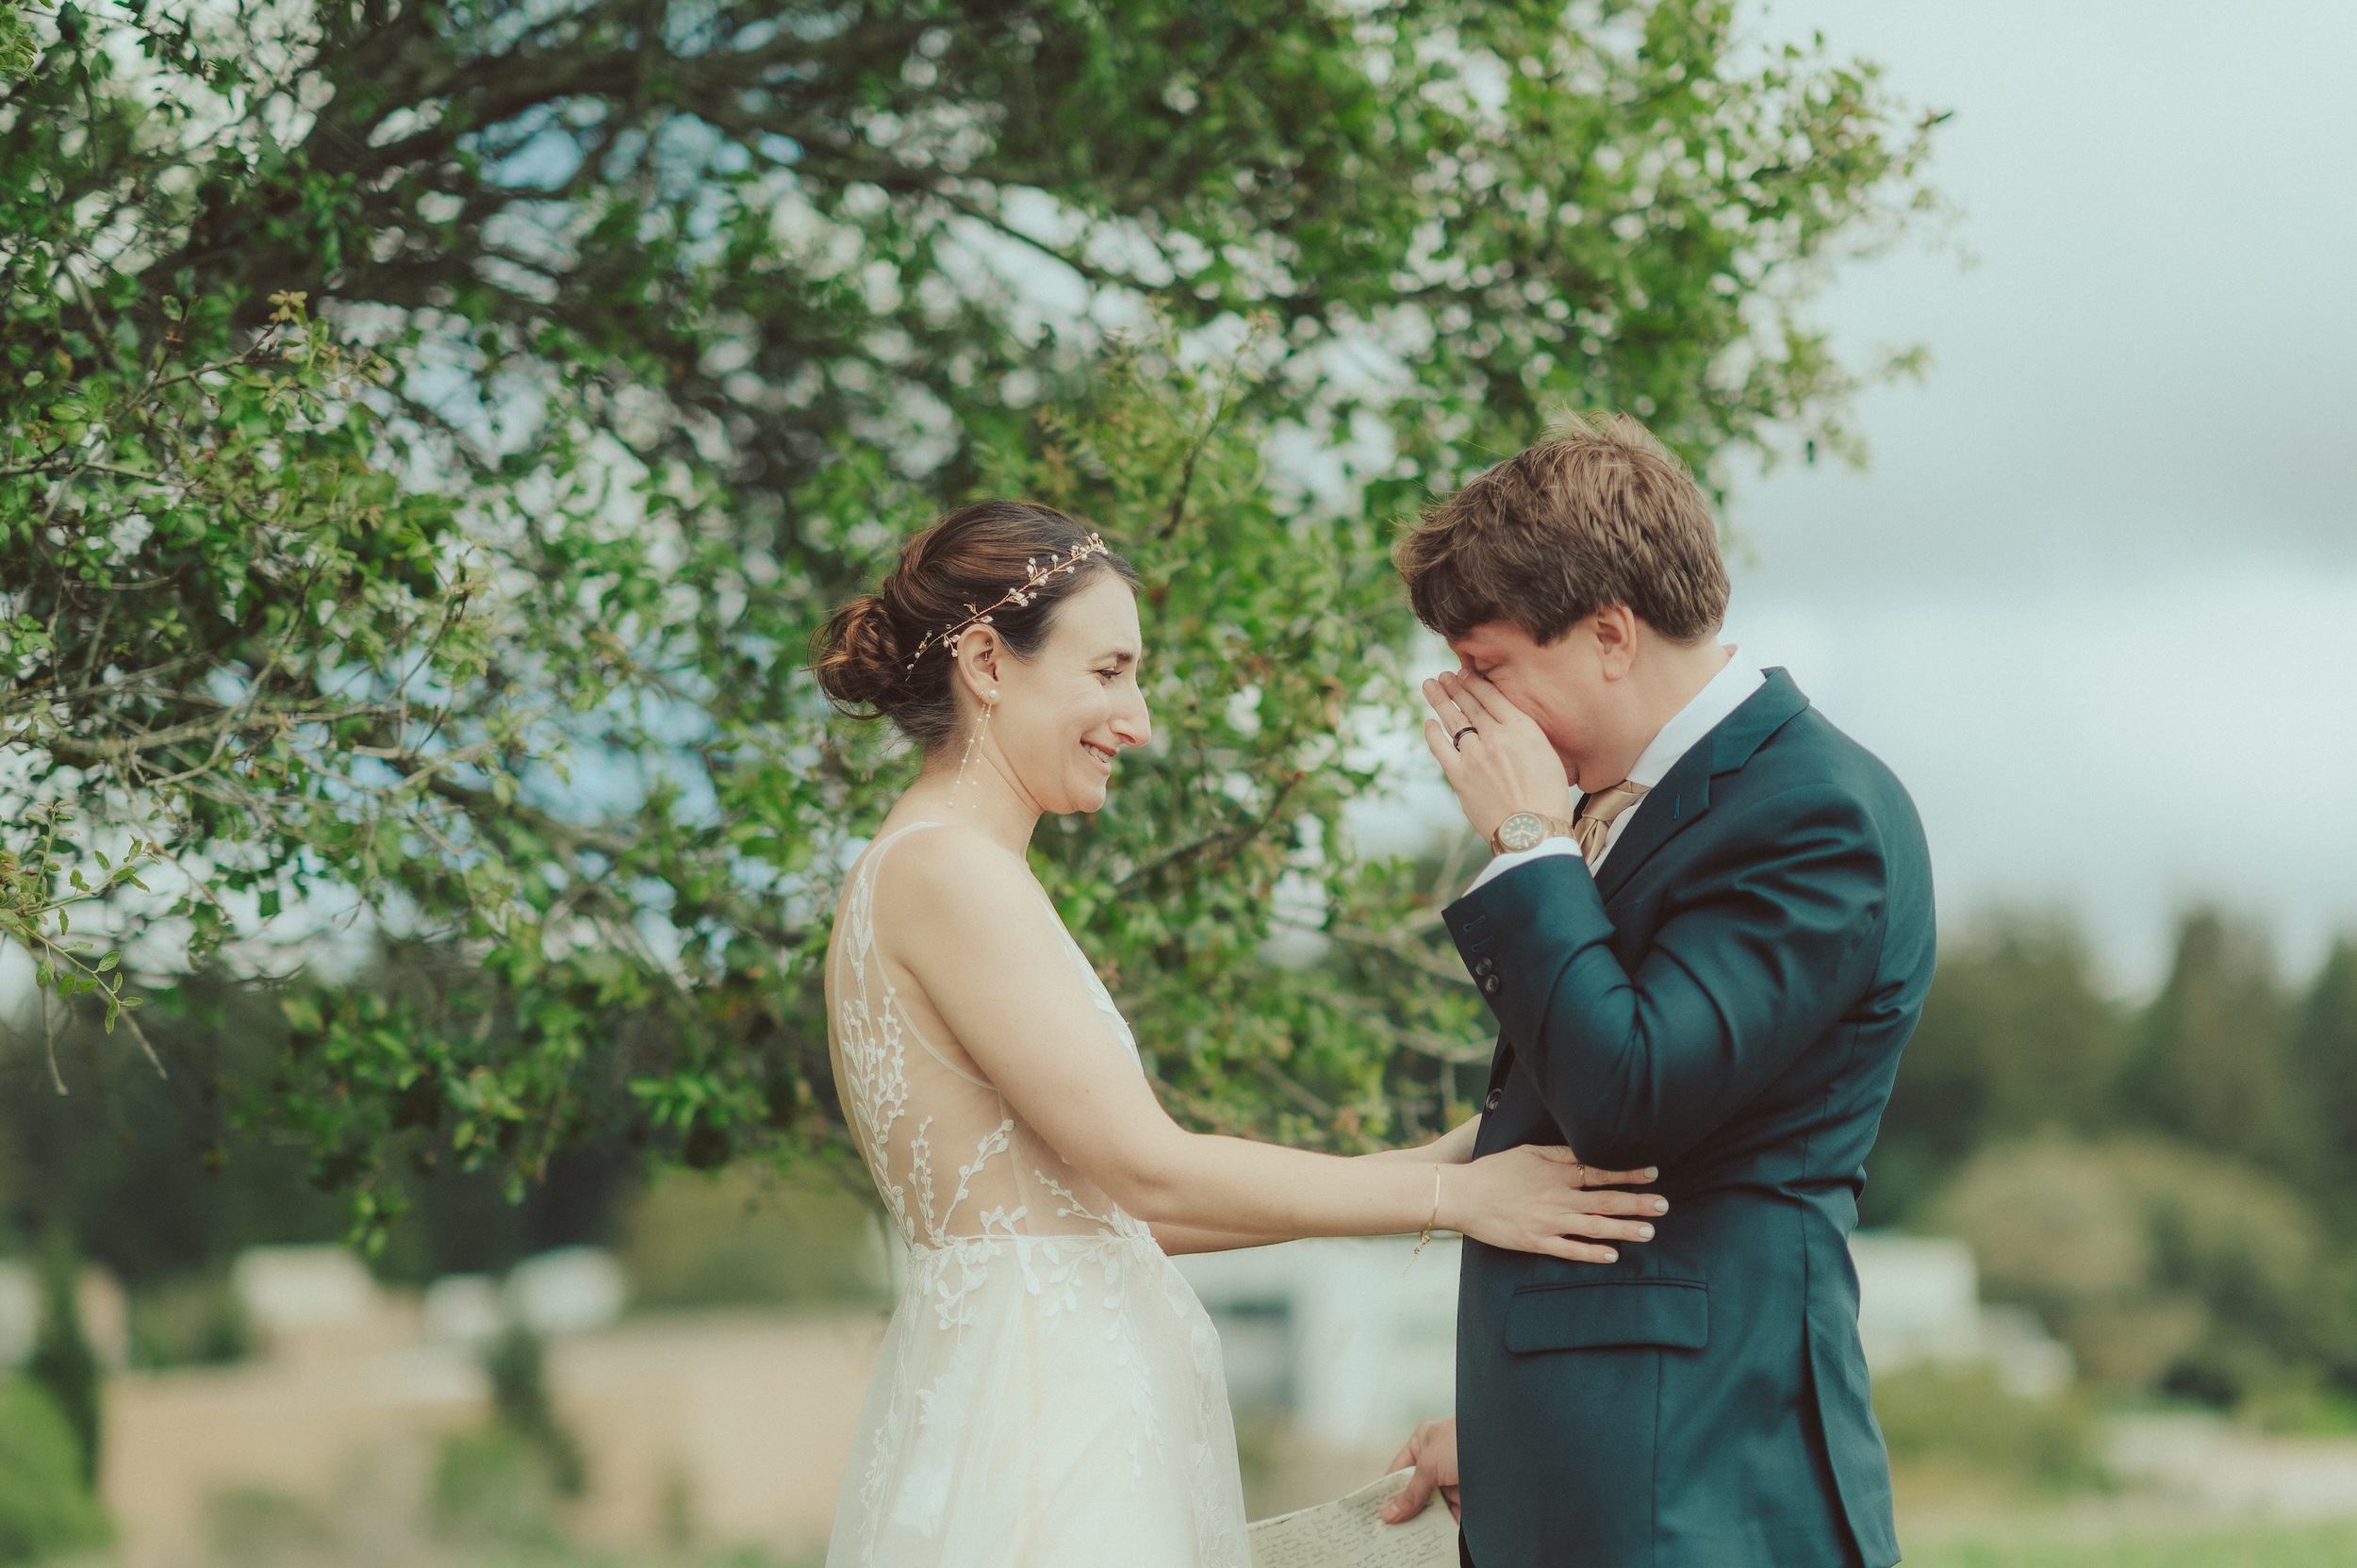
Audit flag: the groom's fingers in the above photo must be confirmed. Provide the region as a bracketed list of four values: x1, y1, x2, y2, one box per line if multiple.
[1422, 676, 1474, 735]
[1442, 668, 1508, 725]
[1435, 668, 1492, 724]
[1382, 1420, 1456, 1524]
[1455, 667, 1519, 722]
[1385, 1464, 1436, 1524]
[1420, 717, 1461, 777]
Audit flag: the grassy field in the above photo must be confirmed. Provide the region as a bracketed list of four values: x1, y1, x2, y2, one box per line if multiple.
[147, 1532, 2357, 1568]
[1902, 1525, 2357, 1568]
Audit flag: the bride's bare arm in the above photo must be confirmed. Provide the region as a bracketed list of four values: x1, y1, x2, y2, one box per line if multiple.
[1369, 1113, 1485, 1166]
[883, 833, 1662, 1262]
[1147, 1117, 1481, 1254]
[1146, 1222, 1279, 1256]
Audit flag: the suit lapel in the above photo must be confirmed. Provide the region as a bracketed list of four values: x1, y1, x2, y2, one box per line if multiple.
[1592, 668, 1812, 902]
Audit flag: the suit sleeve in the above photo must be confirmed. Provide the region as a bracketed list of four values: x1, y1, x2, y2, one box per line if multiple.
[1443, 785, 1887, 1171]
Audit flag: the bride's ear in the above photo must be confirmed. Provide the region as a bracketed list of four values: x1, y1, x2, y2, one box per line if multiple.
[949, 627, 1004, 705]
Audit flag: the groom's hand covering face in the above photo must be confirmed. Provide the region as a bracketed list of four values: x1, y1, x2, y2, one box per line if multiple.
[1422, 668, 1574, 841]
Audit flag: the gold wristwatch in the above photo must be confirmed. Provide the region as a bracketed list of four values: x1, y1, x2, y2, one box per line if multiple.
[1490, 811, 1578, 854]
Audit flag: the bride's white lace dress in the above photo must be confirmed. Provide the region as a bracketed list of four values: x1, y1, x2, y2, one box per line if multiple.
[823, 821, 1251, 1568]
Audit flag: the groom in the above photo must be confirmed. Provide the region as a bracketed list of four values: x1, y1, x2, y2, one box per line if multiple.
[1381, 416, 1935, 1568]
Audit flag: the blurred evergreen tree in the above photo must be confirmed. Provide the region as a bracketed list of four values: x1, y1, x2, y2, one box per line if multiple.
[1891, 911, 2357, 1415]
[483, 1325, 587, 1499]
[2292, 940, 2357, 1233]
[2129, 911, 2313, 1182]
[0, 981, 340, 1289]
[26, 1227, 98, 1490]
[1866, 915, 2125, 1224]
[1, 974, 633, 1309]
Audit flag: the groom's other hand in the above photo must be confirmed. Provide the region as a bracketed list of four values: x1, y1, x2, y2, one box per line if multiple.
[1422, 668, 1570, 840]
[1385, 1418, 1461, 1523]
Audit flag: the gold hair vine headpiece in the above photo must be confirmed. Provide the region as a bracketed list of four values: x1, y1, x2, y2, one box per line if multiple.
[902, 534, 1111, 675]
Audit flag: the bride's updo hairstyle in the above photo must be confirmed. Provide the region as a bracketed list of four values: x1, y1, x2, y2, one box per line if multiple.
[815, 500, 1139, 751]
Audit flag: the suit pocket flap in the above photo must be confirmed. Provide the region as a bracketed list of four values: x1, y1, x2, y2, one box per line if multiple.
[1506, 1279, 1709, 1353]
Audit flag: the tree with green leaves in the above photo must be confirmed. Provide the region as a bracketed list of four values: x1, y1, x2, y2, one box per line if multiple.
[3, 0, 1937, 1235]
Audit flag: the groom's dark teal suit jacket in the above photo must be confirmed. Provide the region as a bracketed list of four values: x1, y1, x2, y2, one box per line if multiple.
[1445, 669, 1934, 1568]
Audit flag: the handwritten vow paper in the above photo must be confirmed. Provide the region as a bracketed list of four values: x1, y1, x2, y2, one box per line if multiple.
[1247, 1470, 1458, 1568]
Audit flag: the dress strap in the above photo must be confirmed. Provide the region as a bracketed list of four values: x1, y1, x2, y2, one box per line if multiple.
[866, 818, 951, 862]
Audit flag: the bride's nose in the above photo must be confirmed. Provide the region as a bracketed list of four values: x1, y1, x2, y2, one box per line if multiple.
[1113, 692, 1151, 750]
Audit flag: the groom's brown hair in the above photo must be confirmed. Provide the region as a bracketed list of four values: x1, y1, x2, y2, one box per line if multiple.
[1393, 413, 1728, 645]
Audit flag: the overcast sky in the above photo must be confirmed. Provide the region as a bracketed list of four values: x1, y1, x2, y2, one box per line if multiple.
[1702, 0, 2357, 995]
[1373, 2, 2357, 995]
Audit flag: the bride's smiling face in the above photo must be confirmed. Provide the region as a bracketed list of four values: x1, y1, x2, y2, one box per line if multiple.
[957, 572, 1150, 815]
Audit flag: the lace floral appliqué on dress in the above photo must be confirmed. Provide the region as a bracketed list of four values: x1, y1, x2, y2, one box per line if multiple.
[824, 822, 1249, 1568]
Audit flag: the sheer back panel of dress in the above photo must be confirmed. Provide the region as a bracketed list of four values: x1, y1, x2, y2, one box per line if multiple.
[828, 820, 1150, 1250]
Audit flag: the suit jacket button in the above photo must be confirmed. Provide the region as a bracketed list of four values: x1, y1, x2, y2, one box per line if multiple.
[1482, 973, 1501, 996]
[1483, 1087, 1503, 1112]
[1474, 956, 1495, 977]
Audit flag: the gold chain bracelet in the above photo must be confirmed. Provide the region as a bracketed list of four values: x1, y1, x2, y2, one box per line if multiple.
[1406, 1164, 1443, 1272]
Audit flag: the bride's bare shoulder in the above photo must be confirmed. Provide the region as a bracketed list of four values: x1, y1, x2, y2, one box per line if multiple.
[868, 821, 1055, 948]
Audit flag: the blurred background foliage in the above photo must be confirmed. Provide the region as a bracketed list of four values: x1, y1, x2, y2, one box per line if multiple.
[12, 899, 2357, 1436]
[1872, 909, 2357, 1427]
[1869, 1362, 2103, 1499]
[0, 0, 1937, 1239]
[0, 1376, 111, 1565]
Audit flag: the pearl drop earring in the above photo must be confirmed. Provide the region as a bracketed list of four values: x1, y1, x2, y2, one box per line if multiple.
[951, 690, 996, 804]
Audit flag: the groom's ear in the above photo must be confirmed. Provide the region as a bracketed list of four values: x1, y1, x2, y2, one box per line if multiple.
[1591, 604, 1640, 677]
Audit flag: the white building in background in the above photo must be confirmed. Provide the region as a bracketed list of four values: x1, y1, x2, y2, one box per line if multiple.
[0, 1260, 35, 1367]
[422, 1273, 506, 1346]
[0, 1257, 129, 1369]
[505, 1245, 627, 1335]
[1175, 1229, 2072, 1454]
[232, 1246, 379, 1334]
[1178, 1236, 1459, 1452]
[1849, 1230, 2072, 1398]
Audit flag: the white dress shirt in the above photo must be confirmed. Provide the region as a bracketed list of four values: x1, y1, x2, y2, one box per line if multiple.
[1466, 651, 1767, 894]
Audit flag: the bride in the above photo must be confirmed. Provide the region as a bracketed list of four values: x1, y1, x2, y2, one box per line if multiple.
[813, 501, 1665, 1568]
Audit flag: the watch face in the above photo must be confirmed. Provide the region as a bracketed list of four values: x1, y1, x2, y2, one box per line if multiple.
[1496, 812, 1545, 851]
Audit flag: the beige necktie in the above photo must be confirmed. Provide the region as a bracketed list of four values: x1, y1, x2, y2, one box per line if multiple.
[1572, 781, 1650, 869]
